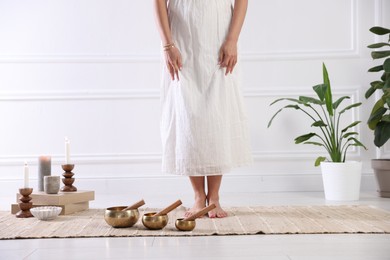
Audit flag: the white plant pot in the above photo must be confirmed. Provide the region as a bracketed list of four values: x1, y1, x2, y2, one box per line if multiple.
[320, 161, 362, 201]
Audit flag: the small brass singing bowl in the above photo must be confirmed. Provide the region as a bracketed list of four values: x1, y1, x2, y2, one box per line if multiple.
[175, 218, 196, 231]
[104, 207, 139, 228]
[142, 212, 168, 230]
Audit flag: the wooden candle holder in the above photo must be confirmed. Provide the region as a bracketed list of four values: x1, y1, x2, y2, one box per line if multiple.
[16, 188, 33, 218]
[61, 164, 77, 192]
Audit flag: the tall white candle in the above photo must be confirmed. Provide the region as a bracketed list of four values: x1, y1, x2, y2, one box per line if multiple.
[65, 137, 70, 164]
[24, 162, 29, 188]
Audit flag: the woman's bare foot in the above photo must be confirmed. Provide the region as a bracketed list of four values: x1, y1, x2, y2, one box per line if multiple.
[184, 195, 206, 218]
[207, 197, 228, 218]
[186, 176, 207, 218]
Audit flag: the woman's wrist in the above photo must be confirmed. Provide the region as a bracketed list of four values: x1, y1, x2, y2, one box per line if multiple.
[225, 36, 238, 44]
[163, 42, 175, 51]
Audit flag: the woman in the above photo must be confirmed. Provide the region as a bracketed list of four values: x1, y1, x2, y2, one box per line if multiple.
[154, 0, 252, 218]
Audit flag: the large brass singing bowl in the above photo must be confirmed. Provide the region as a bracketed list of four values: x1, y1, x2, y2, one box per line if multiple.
[142, 212, 168, 230]
[104, 206, 139, 228]
[175, 218, 196, 231]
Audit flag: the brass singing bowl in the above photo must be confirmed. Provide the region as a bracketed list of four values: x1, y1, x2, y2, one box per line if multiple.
[175, 218, 196, 231]
[104, 206, 140, 228]
[142, 212, 168, 230]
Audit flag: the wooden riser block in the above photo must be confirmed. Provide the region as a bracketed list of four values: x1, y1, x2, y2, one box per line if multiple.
[11, 201, 89, 215]
[16, 190, 94, 205]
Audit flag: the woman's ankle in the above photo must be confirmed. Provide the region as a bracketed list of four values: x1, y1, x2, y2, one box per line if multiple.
[194, 193, 207, 202]
[206, 194, 220, 203]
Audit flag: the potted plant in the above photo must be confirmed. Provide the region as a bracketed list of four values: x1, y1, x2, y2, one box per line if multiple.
[268, 63, 366, 201]
[366, 26, 390, 198]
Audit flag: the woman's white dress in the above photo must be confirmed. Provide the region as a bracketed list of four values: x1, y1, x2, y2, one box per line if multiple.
[161, 0, 253, 176]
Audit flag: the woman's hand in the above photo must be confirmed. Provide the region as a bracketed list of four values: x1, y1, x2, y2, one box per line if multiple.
[164, 46, 182, 81]
[219, 40, 238, 75]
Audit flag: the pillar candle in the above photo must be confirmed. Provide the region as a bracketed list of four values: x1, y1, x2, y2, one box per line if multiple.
[38, 156, 51, 192]
[65, 137, 70, 164]
[24, 162, 29, 188]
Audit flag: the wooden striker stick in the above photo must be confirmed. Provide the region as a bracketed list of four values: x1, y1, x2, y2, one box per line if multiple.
[153, 199, 182, 216]
[183, 204, 216, 221]
[121, 199, 145, 211]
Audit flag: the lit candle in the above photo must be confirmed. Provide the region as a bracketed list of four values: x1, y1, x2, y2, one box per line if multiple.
[24, 162, 29, 188]
[65, 137, 70, 164]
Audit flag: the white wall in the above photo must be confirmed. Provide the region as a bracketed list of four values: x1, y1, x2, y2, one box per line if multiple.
[0, 0, 389, 209]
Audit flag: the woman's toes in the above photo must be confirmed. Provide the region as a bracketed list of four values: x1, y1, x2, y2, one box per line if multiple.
[217, 211, 228, 218]
[208, 212, 216, 218]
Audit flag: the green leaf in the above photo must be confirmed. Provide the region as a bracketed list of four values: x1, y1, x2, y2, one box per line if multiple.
[374, 121, 390, 147]
[381, 72, 390, 81]
[385, 76, 390, 89]
[370, 26, 390, 35]
[267, 104, 300, 128]
[270, 98, 303, 106]
[367, 42, 390, 48]
[311, 121, 327, 127]
[267, 105, 300, 128]
[365, 86, 376, 99]
[295, 133, 316, 144]
[315, 156, 326, 167]
[367, 107, 387, 126]
[342, 132, 358, 138]
[372, 51, 390, 59]
[368, 98, 386, 130]
[313, 84, 327, 101]
[348, 137, 367, 150]
[299, 96, 324, 105]
[322, 63, 333, 116]
[339, 102, 362, 114]
[371, 81, 385, 89]
[384, 58, 390, 73]
[366, 81, 384, 99]
[341, 121, 361, 133]
[382, 115, 390, 122]
[333, 96, 350, 109]
[368, 65, 384, 72]
[304, 142, 324, 146]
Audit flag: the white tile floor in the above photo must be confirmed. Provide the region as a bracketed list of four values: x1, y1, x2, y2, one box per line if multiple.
[1, 192, 389, 260]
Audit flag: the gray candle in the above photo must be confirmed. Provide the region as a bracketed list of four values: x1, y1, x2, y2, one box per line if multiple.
[38, 156, 51, 191]
[44, 176, 60, 194]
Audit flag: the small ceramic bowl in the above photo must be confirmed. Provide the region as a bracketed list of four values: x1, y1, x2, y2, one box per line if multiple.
[30, 206, 62, 220]
[104, 207, 140, 228]
[142, 212, 168, 230]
